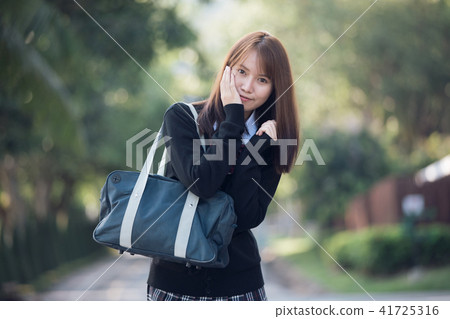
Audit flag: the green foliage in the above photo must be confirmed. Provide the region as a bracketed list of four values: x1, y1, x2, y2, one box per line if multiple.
[0, 0, 196, 289]
[295, 129, 391, 227]
[0, 209, 102, 287]
[342, 0, 450, 149]
[1, 0, 197, 166]
[416, 225, 450, 266]
[324, 224, 450, 275]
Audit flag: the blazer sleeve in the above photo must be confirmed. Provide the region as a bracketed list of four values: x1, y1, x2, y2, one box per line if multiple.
[162, 102, 245, 198]
[222, 133, 282, 231]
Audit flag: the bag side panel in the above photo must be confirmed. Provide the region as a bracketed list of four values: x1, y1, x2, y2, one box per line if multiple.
[131, 177, 187, 256]
[185, 192, 236, 267]
[94, 171, 139, 246]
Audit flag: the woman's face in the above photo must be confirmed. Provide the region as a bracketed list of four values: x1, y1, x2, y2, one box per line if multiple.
[232, 49, 273, 118]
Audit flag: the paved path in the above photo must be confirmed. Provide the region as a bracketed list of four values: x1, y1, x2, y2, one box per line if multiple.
[34, 252, 450, 301]
[35, 252, 321, 301]
[36, 254, 149, 301]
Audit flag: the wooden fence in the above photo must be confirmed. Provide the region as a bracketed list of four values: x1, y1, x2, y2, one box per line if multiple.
[345, 170, 450, 230]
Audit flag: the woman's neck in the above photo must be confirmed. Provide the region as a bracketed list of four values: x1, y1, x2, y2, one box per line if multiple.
[244, 111, 253, 122]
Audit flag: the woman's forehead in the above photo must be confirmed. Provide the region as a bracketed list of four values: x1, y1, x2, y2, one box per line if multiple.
[234, 50, 269, 76]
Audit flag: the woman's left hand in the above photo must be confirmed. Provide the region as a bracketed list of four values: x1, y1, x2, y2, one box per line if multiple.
[256, 120, 277, 141]
[220, 66, 241, 106]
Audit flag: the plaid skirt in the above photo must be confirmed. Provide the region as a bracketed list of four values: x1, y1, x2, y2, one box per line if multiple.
[147, 285, 267, 301]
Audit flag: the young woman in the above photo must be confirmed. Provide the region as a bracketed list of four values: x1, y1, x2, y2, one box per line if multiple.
[147, 31, 300, 301]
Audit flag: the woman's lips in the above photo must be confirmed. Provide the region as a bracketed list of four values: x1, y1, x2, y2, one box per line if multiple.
[240, 95, 251, 102]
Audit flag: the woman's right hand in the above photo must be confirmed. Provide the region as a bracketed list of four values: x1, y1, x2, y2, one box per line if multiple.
[220, 66, 242, 106]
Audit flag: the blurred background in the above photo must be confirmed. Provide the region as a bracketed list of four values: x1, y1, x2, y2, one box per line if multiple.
[1, 0, 449, 300]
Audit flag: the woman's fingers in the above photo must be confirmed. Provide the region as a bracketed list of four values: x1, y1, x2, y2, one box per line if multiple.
[220, 65, 229, 85]
[220, 66, 241, 106]
[256, 120, 277, 140]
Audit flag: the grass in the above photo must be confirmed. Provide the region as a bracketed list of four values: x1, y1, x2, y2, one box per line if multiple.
[269, 237, 450, 293]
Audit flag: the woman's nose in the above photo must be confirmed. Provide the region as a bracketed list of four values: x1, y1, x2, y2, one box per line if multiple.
[240, 77, 253, 93]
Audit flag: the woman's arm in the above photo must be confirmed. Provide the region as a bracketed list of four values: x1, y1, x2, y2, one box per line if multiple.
[163, 102, 245, 198]
[223, 133, 281, 231]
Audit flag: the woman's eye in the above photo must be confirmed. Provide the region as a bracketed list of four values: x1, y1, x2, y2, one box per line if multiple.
[258, 78, 268, 83]
[238, 69, 245, 75]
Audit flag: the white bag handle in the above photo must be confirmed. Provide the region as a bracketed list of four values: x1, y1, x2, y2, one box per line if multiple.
[120, 103, 205, 260]
[157, 103, 205, 175]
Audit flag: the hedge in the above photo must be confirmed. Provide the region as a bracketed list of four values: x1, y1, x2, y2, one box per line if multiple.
[323, 224, 450, 275]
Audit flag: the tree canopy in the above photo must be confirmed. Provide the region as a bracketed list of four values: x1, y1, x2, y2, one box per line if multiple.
[0, 0, 196, 270]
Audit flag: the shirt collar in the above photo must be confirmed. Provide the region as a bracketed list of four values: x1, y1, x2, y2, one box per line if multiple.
[212, 111, 258, 144]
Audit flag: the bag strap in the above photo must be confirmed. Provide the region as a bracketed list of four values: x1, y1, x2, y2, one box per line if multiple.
[157, 103, 205, 175]
[172, 103, 205, 259]
[120, 103, 205, 255]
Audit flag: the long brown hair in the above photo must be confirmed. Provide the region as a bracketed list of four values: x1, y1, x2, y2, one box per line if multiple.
[196, 31, 300, 174]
